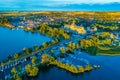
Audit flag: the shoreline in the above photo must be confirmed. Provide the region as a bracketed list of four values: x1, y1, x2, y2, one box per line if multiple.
[0, 23, 14, 28]
[97, 53, 120, 56]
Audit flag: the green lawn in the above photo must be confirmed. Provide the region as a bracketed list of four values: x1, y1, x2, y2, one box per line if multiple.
[86, 45, 120, 56]
[97, 46, 120, 55]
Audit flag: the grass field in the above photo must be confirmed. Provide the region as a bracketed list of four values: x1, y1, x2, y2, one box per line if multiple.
[97, 46, 120, 56]
[87, 45, 120, 56]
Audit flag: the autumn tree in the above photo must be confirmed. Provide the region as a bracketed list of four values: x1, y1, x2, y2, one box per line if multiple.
[60, 47, 66, 54]
[41, 53, 50, 63]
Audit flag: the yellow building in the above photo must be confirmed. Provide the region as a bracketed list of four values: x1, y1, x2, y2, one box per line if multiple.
[64, 20, 86, 34]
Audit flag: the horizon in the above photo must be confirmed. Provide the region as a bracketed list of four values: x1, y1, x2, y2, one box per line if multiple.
[0, 0, 120, 11]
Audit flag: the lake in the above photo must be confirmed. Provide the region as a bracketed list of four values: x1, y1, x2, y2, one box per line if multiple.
[24, 52, 120, 80]
[0, 26, 51, 61]
[1, 26, 120, 80]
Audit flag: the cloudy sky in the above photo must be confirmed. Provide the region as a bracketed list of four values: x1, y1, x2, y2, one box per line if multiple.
[42, 0, 120, 5]
[0, 0, 120, 11]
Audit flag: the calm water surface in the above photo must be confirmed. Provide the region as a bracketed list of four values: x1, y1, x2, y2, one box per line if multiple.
[0, 26, 51, 61]
[26, 53, 120, 80]
[1, 26, 120, 80]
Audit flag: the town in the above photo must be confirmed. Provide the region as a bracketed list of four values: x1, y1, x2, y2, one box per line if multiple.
[0, 11, 120, 80]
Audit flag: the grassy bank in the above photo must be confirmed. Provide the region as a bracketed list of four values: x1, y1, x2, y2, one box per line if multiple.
[87, 46, 120, 56]
[97, 46, 120, 56]
[0, 23, 14, 28]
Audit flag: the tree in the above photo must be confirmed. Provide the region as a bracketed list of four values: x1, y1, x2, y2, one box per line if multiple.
[29, 66, 39, 77]
[42, 42, 48, 48]
[90, 36, 99, 45]
[23, 48, 27, 53]
[1, 16, 8, 24]
[68, 41, 73, 48]
[41, 53, 51, 63]
[14, 53, 19, 59]
[50, 49, 54, 56]
[7, 55, 12, 60]
[11, 67, 17, 78]
[102, 38, 111, 45]
[75, 43, 80, 49]
[80, 39, 87, 49]
[63, 33, 70, 40]
[18, 66, 22, 73]
[25, 64, 31, 73]
[101, 32, 110, 38]
[24, 48, 32, 55]
[38, 24, 70, 39]
[16, 75, 22, 80]
[85, 64, 93, 71]
[60, 47, 66, 54]
[31, 56, 37, 66]
[11, 67, 17, 74]
[25, 64, 39, 77]
[34, 44, 39, 51]
[78, 66, 84, 73]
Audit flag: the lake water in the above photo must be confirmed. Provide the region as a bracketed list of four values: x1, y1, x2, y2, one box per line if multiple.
[24, 52, 120, 80]
[0, 26, 51, 61]
[1, 26, 120, 80]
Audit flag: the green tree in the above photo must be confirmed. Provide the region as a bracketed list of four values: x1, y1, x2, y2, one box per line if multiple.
[42, 42, 48, 48]
[50, 49, 54, 56]
[60, 47, 66, 54]
[29, 66, 39, 77]
[14, 53, 19, 59]
[85, 64, 93, 71]
[78, 66, 84, 72]
[16, 75, 22, 80]
[34, 44, 39, 51]
[23, 48, 27, 53]
[25, 64, 39, 77]
[31, 56, 37, 66]
[11, 67, 17, 78]
[101, 32, 110, 38]
[7, 55, 12, 60]
[25, 64, 31, 73]
[1, 16, 8, 24]
[75, 43, 80, 49]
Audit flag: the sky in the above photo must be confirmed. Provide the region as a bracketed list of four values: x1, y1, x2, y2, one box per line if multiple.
[0, 0, 120, 11]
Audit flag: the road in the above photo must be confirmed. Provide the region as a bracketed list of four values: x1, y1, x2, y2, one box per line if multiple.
[0, 31, 96, 80]
[0, 38, 71, 80]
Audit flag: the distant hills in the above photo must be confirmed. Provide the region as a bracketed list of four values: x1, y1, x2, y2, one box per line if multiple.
[0, 2, 120, 11]
[58, 2, 120, 11]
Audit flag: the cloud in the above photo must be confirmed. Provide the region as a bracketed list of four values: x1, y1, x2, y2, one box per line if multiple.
[48, 0, 120, 4]
[0, 0, 120, 10]
[36, 0, 120, 6]
[1, 0, 120, 4]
